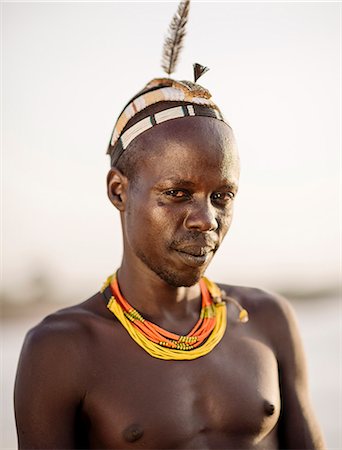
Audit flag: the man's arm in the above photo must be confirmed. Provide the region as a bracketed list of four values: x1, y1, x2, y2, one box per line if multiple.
[269, 295, 326, 449]
[14, 313, 87, 449]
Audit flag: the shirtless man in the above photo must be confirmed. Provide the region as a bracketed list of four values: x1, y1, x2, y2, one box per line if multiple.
[14, 2, 325, 449]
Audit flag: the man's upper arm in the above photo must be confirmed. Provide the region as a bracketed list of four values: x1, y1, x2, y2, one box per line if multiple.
[270, 295, 326, 450]
[14, 315, 87, 449]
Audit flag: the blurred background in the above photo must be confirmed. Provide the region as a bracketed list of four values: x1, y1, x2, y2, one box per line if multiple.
[1, 1, 340, 449]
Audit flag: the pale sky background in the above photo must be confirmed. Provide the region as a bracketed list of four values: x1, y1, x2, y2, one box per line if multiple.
[2, 1, 340, 304]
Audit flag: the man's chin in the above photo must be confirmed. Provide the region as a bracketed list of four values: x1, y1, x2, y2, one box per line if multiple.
[155, 267, 205, 288]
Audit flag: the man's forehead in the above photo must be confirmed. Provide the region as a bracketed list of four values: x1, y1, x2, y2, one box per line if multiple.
[135, 120, 240, 185]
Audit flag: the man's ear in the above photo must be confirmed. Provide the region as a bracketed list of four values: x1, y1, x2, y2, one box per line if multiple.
[107, 168, 128, 211]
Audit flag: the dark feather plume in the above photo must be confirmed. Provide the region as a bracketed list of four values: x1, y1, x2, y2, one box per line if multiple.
[161, 0, 190, 75]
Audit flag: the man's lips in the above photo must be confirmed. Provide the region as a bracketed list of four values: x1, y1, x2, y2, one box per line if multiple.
[172, 246, 216, 267]
[174, 245, 215, 257]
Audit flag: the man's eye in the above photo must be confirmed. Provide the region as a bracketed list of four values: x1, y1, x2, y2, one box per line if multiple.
[211, 192, 235, 202]
[165, 190, 188, 198]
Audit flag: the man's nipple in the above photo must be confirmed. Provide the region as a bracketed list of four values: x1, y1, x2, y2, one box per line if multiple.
[263, 401, 275, 416]
[123, 423, 144, 442]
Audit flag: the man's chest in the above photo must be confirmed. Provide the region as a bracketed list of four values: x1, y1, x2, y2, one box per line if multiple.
[80, 323, 281, 449]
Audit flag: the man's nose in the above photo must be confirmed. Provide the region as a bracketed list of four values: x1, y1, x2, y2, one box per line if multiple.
[184, 200, 218, 232]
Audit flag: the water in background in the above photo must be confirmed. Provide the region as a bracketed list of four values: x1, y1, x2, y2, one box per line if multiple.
[1, 296, 340, 449]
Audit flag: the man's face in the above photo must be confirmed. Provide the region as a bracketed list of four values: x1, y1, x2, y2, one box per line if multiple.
[121, 116, 240, 287]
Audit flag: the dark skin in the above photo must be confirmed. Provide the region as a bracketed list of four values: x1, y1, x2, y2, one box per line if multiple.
[15, 117, 325, 449]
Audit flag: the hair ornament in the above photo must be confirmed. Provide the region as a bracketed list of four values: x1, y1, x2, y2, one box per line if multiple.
[161, 0, 191, 75]
[193, 63, 210, 82]
[220, 290, 249, 324]
[107, 0, 229, 167]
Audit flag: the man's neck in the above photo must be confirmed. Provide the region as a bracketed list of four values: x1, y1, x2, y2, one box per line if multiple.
[116, 259, 202, 323]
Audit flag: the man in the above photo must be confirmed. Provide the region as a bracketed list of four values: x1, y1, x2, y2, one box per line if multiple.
[14, 2, 325, 449]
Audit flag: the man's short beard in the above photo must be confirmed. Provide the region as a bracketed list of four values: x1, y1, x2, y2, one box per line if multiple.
[136, 251, 201, 287]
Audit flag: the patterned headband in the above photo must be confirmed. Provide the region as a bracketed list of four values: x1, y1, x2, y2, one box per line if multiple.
[107, 0, 229, 167]
[107, 77, 228, 166]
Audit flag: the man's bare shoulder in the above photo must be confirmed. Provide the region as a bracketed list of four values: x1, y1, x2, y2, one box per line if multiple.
[14, 292, 114, 436]
[21, 291, 113, 358]
[218, 282, 294, 319]
[217, 282, 299, 356]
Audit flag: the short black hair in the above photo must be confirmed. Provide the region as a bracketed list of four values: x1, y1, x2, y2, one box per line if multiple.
[114, 137, 142, 182]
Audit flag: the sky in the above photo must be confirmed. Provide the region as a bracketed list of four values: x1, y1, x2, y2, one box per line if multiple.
[2, 1, 340, 303]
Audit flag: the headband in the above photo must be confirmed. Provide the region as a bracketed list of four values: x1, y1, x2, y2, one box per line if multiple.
[107, 1, 228, 167]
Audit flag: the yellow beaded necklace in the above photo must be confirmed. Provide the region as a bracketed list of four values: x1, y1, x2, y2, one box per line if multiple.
[101, 274, 233, 360]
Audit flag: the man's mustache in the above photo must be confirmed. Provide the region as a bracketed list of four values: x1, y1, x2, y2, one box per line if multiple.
[170, 232, 219, 253]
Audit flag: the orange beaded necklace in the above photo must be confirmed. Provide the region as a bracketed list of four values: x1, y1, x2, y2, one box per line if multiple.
[109, 275, 217, 351]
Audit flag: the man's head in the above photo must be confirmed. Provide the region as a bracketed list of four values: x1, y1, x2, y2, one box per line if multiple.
[107, 110, 240, 287]
[105, 0, 240, 286]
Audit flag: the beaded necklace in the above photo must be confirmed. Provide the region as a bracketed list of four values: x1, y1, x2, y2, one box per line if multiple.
[101, 274, 231, 360]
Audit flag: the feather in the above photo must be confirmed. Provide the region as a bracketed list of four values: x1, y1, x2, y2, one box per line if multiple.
[161, 0, 191, 75]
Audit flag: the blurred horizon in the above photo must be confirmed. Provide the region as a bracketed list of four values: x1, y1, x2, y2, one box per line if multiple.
[1, 261, 340, 316]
